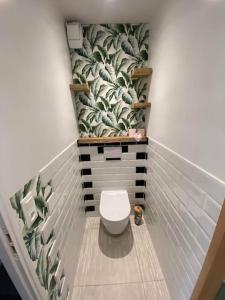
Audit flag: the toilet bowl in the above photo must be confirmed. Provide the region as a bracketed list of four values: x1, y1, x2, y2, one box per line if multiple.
[100, 190, 131, 235]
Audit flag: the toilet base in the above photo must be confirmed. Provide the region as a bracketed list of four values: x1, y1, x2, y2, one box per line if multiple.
[100, 215, 130, 235]
[101, 219, 130, 236]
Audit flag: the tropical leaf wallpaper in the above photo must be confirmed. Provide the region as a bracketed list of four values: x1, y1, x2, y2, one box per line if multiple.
[70, 23, 149, 137]
[10, 178, 66, 300]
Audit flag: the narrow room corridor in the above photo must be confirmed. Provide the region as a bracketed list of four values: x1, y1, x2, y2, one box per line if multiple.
[1, 1, 225, 300]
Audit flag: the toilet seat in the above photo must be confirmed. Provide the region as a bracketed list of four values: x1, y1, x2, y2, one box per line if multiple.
[100, 190, 130, 222]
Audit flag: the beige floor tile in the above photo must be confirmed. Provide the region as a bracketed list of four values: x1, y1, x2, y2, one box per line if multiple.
[85, 216, 101, 229]
[74, 223, 142, 286]
[129, 215, 137, 226]
[72, 283, 146, 300]
[143, 281, 171, 300]
[132, 221, 164, 282]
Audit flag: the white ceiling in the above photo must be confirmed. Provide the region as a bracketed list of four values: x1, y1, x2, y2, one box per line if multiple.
[58, 0, 160, 24]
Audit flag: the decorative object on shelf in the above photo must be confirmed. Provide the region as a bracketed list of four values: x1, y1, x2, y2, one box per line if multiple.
[70, 23, 149, 137]
[69, 83, 90, 92]
[134, 205, 143, 225]
[134, 133, 143, 142]
[131, 102, 151, 109]
[137, 128, 145, 137]
[128, 129, 136, 137]
[131, 68, 152, 79]
[128, 128, 146, 140]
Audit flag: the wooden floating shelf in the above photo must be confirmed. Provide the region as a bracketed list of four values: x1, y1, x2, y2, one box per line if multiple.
[131, 68, 153, 79]
[70, 83, 90, 92]
[131, 102, 151, 109]
[78, 136, 148, 145]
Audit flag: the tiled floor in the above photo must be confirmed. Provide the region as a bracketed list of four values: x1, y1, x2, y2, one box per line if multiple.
[72, 217, 171, 300]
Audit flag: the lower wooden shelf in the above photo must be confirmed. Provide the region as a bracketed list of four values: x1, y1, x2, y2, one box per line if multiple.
[77, 136, 148, 145]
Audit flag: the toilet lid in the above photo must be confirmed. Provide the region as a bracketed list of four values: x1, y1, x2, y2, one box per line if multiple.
[100, 190, 131, 221]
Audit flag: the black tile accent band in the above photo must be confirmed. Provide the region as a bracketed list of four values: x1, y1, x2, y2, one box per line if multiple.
[136, 167, 147, 174]
[106, 158, 121, 161]
[79, 143, 103, 147]
[104, 142, 121, 146]
[126, 141, 140, 145]
[136, 180, 146, 187]
[136, 140, 149, 145]
[136, 152, 147, 160]
[82, 182, 93, 189]
[85, 206, 95, 212]
[81, 168, 92, 176]
[84, 194, 94, 201]
[77, 138, 148, 147]
[79, 154, 91, 162]
[77, 143, 90, 147]
[98, 146, 104, 154]
[135, 192, 145, 199]
[122, 145, 128, 153]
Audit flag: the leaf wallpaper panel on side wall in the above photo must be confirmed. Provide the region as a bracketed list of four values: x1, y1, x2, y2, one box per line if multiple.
[10, 178, 66, 300]
[70, 24, 149, 137]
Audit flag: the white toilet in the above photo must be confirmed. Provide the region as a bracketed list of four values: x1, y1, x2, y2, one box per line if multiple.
[100, 190, 131, 235]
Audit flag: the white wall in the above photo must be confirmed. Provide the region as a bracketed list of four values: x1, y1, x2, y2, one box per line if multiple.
[0, 2, 84, 299]
[146, 2, 225, 298]
[146, 138, 225, 300]
[0, 0, 78, 199]
[148, 0, 225, 182]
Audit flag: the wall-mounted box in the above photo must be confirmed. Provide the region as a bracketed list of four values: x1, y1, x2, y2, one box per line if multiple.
[66, 22, 83, 49]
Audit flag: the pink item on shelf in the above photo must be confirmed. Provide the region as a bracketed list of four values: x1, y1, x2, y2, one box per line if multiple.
[134, 132, 142, 141]
[128, 129, 136, 137]
[136, 129, 145, 137]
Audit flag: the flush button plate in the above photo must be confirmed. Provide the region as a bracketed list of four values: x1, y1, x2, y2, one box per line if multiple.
[21, 193, 38, 228]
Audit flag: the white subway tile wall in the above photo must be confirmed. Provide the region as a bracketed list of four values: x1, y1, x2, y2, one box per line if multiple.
[8, 142, 85, 300]
[39, 142, 85, 298]
[145, 138, 225, 300]
[79, 143, 148, 216]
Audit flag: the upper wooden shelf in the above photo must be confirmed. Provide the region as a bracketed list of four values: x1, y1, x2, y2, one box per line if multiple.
[70, 83, 90, 92]
[131, 68, 153, 79]
[131, 102, 151, 109]
[77, 136, 148, 145]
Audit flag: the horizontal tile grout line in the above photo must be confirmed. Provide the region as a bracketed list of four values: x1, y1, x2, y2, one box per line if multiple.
[81, 179, 147, 182]
[147, 157, 216, 237]
[81, 173, 147, 175]
[147, 139, 225, 186]
[81, 159, 147, 162]
[73, 278, 166, 288]
[82, 159, 147, 161]
[147, 144, 225, 206]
